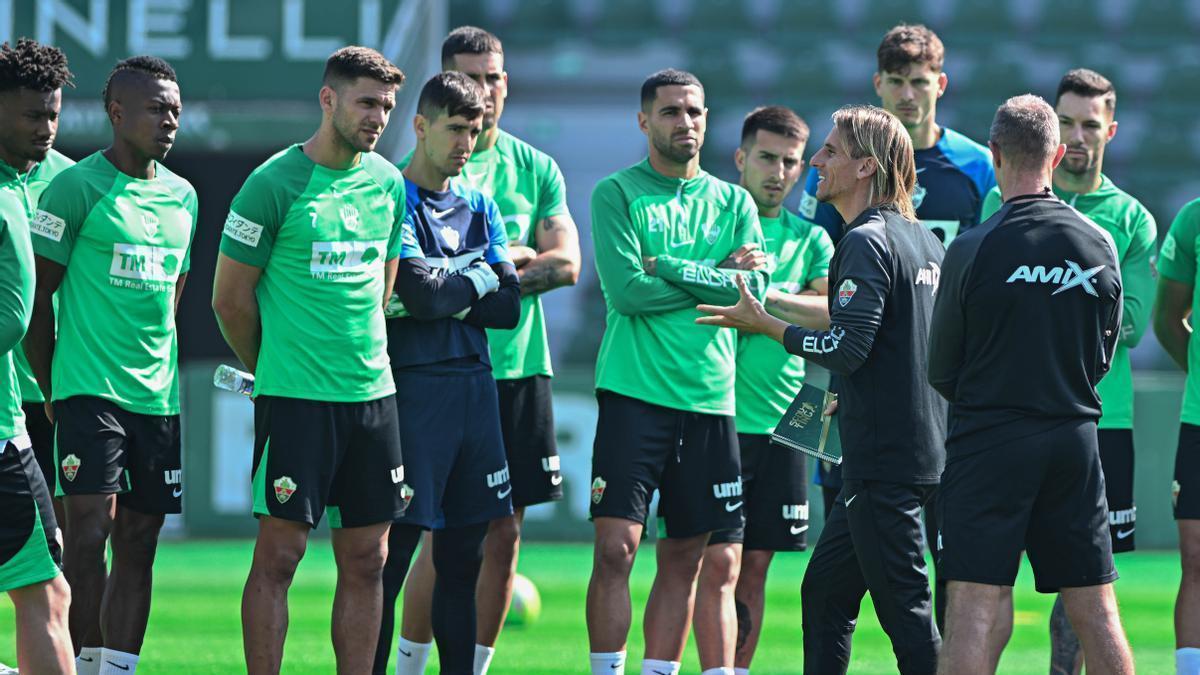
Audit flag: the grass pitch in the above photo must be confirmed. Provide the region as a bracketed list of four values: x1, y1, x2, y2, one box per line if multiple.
[0, 541, 1179, 673]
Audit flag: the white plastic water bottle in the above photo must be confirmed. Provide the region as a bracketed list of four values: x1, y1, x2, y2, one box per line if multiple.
[213, 364, 254, 397]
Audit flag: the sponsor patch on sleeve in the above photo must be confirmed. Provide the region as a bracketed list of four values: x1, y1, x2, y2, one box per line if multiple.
[1160, 233, 1177, 262]
[223, 211, 264, 247]
[30, 210, 66, 242]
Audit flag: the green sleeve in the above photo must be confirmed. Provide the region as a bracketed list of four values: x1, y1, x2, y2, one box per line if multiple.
[590, 177, 698, 316]
[806, 227, 835, 283]
[0, 218, 33, 354]
[181, 186, 199, 274]
[980, 186, 1003, 221]
[655, 191, 769, 304]
[535, 155, 568, 222]
[1118, 206, 1157, 347]
[386, 178, 406, 260]
[1159, 199, 1200, 285]
[220, 170, 285, 268]
[30, 169, 92, 266]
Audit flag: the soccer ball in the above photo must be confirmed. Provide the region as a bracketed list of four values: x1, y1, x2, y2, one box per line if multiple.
[505, 573, 542, 627]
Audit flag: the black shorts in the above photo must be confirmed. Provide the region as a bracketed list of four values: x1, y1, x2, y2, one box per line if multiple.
[1098, 429, 1135, 553]
[1175, 423, 1200, 520]
[710, 433, 808, 551]
[23, 402, 55, 497]
[0, 435, 62, 591]
[939, 418, 1116, 593]
[590, 391, 742, 539]
[496, 375, 562, 508]
[393, 369, 512, 530]
[252, 395, 407, 529]
[53, 396, 182, 515]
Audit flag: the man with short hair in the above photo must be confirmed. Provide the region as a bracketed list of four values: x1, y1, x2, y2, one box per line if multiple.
[981, 69, 1155, 675]
[27, 55, 196, 675]
[587, 68, 767, 675]
[929, 94, 1132, 675]
[388, 26, 580, 675]
[798, 28, 994, 619]
[211, 46, 408, 675]
[0, 37, 75, 675]
[376, 70, 522, 675]
[699, 104, 947, 675]
[692, 105, 832, 675]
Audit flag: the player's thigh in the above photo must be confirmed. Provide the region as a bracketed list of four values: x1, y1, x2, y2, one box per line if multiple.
[250, 396, 343, 528]
[391, 371, 464, 530]
[0, 437, 62, 592]
[441, 371, 512, 529]
[657, 410, 742, 539]
[589, 391, 675, 526]
[119, 412, 182, 516]
[844, 480, 933, 604]
[1097, 428, 1136, 553]
[52, 396, 130, 498]
[1026, 419, 1116, 594]
[1175, 423, 1200, 521]
[496, 375, 562, 508]
[740, 434, 809, 552]
[329, 395, 409, 529]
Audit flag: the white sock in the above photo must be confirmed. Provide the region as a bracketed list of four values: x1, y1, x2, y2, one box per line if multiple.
[590, 651, 626, 675]
[474, 643, 495, 675]
[98, 648, 139, 675]
[76, 647, 103, 675]
[395, 638, 432, 675]
[735, 668, 751, 675]
[642, 659, 681, 675]
[701, 668, 736, 675]
[1178, 647, 1200, 674]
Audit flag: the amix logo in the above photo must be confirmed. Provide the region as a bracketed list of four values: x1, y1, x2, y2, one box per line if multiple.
[712, 479, 743, 499]
[1006, 260, 1105, 297]
[915, 262, 940, 291]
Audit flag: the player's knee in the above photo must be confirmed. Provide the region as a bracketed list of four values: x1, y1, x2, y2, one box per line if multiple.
[66, 513, 112, 556]
[700, 546, 740, 592]
[593, 535, 636, 579]
[336, 543, 387, 583]
[112, 514, 165, 558]
[46, 575, 71, 620]
[254, 541, 306, 584]
[740, 552, 772, 588]
[484, 516, 521, 561]
[1181, 534, 1200, 582]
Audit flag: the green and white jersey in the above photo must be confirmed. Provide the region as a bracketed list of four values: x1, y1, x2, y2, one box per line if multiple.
[32, 152, 197, 416]
[1, 150, 74, 405]
[1157, 198, 1200, 425]
[220, 145, 404, 403]
[591, 159, 768, 416]
[982, 176, 1156, 429]
[0, 172, 38, 439]
[735, 211, 834, 434]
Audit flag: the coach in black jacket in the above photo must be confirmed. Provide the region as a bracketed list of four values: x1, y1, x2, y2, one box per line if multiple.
[928, 95, 1132, 675]
[699, 104, 946, 675]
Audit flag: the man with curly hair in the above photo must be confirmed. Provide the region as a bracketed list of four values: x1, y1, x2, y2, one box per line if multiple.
[0, 37, 76, 675]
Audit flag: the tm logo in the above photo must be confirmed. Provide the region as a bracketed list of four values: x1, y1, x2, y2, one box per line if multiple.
[1006, 260, 1105, 296]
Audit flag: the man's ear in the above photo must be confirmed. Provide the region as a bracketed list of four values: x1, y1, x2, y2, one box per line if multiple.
[857, 156, 878, 180]
[319, 85, 336, 116]
[734, 146, 746, 173]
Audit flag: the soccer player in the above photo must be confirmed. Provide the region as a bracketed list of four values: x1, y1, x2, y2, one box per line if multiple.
[211, 47, 408, 675]
[587, 68, 768, 675]
[25, 55, 195, 675]
[0, 37, 75, 675]
[1153, 162, 1200, 675]
[691, 105, 831, 675]
[389, 26, 580, 675]
[929, 95, 1132, 675]
[980, 69, 1154, 675]
[698, 104, 947, 675]
[375, 71, 521, 675]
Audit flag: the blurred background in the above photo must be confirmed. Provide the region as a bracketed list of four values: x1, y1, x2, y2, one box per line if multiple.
[5, 0, 1193, 546]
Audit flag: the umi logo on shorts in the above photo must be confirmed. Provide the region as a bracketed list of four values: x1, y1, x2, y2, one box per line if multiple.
[486, 467, 510, 488]
[390, 466, 404, 484]
[838, 279, 857, 307]
[274, 476, 298, 504]
[61, 454, 81, 482]
[163, 469, 181, 485]
[591, 477, 607, 504]
[712, 479, 743, 499]
[1109, 507, 1135, 525]
[782, 503, 809, 520]
[542, 456, 561, 473]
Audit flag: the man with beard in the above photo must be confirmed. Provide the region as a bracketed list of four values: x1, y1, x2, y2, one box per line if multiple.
[212, 47, 409, 675]
[27, 55, 196, 675]
[587, 69, 767, 675]
[981, 69, 1155, 675]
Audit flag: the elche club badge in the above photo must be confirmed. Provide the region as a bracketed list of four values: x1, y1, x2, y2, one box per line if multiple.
[838, 279, 858, 307]
[591, 477, 607, 504]
[440, 225, 461, 250]
[274, 476, 298, 504]
[61, 454, 81, 482]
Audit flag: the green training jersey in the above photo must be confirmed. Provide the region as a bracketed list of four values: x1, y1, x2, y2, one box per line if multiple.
[982, 176, 1156, 428]
[1, 150, 74, 405]
[735, 211, 834, 434]
[591, 158, 768, 416]
[220, 145, 404, 403]
[32, 152, 197, 416]
[0, 180, 37, 439]
[1157, 198, 1200, 425]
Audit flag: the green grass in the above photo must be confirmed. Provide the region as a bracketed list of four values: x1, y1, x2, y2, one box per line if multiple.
[0, 542, 1180, 673]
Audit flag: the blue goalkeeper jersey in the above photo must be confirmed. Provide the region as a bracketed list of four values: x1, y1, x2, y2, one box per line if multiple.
[385, 177, 512, 371]
[799, 126, 995, 246]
